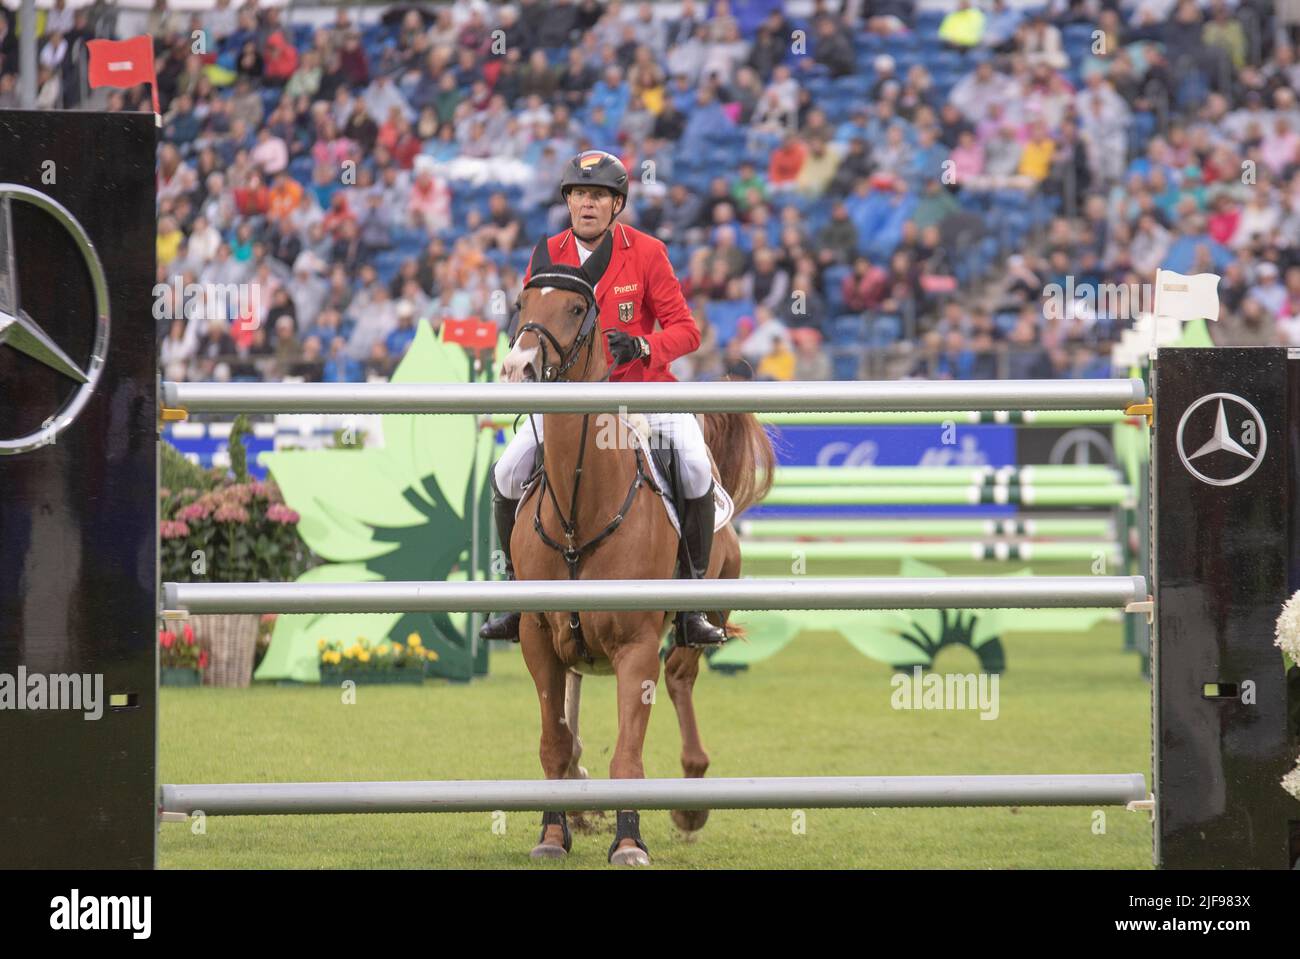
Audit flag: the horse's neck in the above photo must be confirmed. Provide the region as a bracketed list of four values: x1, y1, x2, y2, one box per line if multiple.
[541, 412, 635, 534]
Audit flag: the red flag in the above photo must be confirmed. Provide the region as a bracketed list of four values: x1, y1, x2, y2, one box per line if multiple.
[442, 317, 498, 351]
[87, 36, 159, 115]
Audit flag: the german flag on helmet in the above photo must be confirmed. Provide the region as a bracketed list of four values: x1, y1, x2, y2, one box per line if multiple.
[560, 150, 629, 201]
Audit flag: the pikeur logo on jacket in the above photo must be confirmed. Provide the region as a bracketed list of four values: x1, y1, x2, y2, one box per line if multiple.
[523, 223, 700, 383]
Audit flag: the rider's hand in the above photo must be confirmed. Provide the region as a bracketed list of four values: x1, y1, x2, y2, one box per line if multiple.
[605, 329, 648, 366]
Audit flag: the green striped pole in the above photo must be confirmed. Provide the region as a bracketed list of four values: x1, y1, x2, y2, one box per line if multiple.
[761, 485, 1134, 507]
[740, 540, 1122, 563]
[737, 517, 1117, 539]
[771, 465, 1123, 486]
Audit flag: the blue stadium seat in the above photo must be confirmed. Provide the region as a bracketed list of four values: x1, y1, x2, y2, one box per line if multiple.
[509, 248, 533, 273]
[288, 155, 313, 185]
[823, 265, 852, 311]
[830, 313, 868, 345]
[707, 300, 753, 345]
[870, 314, 901, 347]
[830, 346, 864, 380]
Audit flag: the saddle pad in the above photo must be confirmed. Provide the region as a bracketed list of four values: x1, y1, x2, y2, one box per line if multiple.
[626, 415, 734, 536]
[516, 415, 734, 535]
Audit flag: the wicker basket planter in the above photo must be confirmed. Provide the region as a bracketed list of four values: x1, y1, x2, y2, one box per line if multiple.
[193, 613, 260, 688]
[160, 667, 203, 687]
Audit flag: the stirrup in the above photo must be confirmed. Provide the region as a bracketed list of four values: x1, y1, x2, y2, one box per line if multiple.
[479, 611, 521, 642]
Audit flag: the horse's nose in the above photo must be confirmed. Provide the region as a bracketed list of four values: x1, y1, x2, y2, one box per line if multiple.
[501, 340, 540, 383]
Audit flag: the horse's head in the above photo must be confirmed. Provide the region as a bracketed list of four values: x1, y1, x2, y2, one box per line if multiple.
[501, 233, 613, 383]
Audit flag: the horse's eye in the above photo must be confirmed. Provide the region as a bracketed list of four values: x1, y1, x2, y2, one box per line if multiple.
[571, 304, 583, 315]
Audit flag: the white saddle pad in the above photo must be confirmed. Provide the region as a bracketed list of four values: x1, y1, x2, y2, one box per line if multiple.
[625, 415, 734, 536]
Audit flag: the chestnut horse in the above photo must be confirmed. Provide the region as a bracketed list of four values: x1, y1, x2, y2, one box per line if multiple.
[500, 253, 774, 865]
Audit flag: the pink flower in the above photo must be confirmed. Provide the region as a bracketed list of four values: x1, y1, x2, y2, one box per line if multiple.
[183, 624, 195, 646]
[160, 630, 176, 649]
[178, 503, 211, 522]
[160, 520, 191, 539]
[266, 503, 300, 524]
[223, 484, 254, 505]
[213, 504, 251, 523]
[198, 650, 209, 669]
[159, 487, 172, 499]
[249, 481, 268, 499]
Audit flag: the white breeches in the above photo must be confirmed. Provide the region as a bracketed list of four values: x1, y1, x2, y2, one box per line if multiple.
[493, 412, 715, 500]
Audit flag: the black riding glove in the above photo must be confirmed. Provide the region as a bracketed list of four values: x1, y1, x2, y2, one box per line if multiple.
[605, 329, 648, 366]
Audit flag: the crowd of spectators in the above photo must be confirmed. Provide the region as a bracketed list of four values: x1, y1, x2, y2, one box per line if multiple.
[14, 0, 1300, 383]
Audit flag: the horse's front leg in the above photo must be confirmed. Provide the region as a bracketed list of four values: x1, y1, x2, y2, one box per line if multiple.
[520, 613, 575, 859]
[606, 624, 662, 866]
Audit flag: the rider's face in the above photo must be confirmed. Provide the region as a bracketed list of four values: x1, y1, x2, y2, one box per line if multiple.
[566, 186, 621, 239]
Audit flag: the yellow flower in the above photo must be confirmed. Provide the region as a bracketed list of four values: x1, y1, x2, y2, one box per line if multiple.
[378, 644, 390, 656]
[425, 649, 439, 661]
[407, 632, 422, 648]
[317, 638, 327, 650]
[343, 648, 356, 660]
[326, 651, 342, 665]
[357, 651, 371, 663]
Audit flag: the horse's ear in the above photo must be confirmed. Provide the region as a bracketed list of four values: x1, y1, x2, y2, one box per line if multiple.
[528, 237, 552, 278]
[581, 231, 614, 288]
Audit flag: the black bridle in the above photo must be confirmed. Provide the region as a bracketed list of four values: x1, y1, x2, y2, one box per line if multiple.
[510, 231, 614, 383]
[512, 277, 602, 383]
[512, 231, 655, 663]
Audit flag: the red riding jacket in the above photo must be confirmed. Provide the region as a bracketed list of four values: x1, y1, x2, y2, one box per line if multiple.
[522, 222, 701, 382]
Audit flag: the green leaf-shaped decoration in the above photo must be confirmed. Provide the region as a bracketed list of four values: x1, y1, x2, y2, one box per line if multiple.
[254, 323, 513, 683]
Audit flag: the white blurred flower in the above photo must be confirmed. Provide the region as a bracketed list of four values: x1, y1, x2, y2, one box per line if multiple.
[1282, 759, 1300, 801]
[1273, 590, 1300, 661]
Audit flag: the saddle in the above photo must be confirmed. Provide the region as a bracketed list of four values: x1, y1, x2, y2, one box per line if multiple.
[520, 416, 733, 557]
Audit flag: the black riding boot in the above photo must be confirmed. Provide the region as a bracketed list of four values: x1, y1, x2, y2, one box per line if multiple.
[479, 484, 522, 642]
[676, 483, 728, 647]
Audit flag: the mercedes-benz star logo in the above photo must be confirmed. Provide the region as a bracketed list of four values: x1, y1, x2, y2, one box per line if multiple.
[0, 183, 110, 455]
[1175, 392, 1267, 487]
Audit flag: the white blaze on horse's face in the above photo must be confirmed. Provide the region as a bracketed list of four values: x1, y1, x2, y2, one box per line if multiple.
[501, 287, 555, 383]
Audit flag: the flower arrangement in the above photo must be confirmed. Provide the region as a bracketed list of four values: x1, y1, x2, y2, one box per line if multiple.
[160, 479, 314, 583]
[1271, 591, 1300, 800]
[160, 623, 208, 670]
[319, 632, 439, 671]
[160, 415, 317, 584]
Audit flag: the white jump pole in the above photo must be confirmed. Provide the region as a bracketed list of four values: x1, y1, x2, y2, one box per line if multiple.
[159, 773, 1150, 815]
[162, 576, 1148, 616]
[162, 378, 1148, 415]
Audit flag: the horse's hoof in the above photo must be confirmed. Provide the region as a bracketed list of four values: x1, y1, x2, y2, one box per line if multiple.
[610, 844, 651, 866]
[530, 842, 569, 860]
[671, 808, 709, 834]
[576, 765, 589, 780]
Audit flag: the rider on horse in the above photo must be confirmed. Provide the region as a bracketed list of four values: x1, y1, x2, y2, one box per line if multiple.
[480, 148, 728, 648]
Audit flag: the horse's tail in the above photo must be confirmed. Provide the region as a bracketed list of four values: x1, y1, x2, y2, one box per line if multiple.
[699, 413, 775, 515]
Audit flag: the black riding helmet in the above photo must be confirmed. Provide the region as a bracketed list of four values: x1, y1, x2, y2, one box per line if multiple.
[559, 150, 629, 217]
